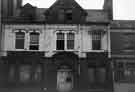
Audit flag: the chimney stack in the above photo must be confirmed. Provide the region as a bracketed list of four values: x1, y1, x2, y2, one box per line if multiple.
[103, 0, 113, 20]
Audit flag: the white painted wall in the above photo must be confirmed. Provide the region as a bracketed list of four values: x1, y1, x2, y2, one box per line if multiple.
[1, 24, 109, 57]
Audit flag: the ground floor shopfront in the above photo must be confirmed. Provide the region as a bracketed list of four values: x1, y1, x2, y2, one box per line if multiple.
[0, 51, 113, 92]
[112, 57, 135, 92]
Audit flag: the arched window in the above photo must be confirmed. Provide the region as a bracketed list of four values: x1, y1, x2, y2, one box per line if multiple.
[15, 31, 25, 49]
[29, 32, 40, 50]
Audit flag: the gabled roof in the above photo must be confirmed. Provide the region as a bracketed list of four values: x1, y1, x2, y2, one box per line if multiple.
[22, 3, 36, 8]
[47, 0, 84, 11]
[45, 0, 87, 15]
[2, 0, 110, 24]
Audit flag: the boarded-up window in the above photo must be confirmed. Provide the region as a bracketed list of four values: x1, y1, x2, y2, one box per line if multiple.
[115, 62, 135, 82]
[19, 65, 32, 82]
[8, 64, 43, 83]
[88, 68, 95, 83]
[96, 68, 106, 83]
[15, 32, 25, 49]
[88, 67, 106, 84]
[34, 65, 42, 81]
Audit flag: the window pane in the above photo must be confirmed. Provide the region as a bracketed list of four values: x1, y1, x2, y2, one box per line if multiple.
[92, 40, 101, 50]
[16, 32, 25, 39]
[34, 65, 42, 81]
[96, 68, 106, 83]
[16, 39, 25, 49]
[92, 31, 101, 50]
[67, 33, 74, 49]
[88, 68, 95, 83]
[29, 45, 39, 50]
[57, 32, 65, 50]
[57, 32, 64, 40]
[30, 32, 39, 45]
[66, 10, 72, 21]
[30, 32, 39, 50]
[15, 32, 25, 49]
[67, 40, 74, 49]
[57, 40, 64, 50]
[19, 65, 32, 82]
[9, 65, 15, 81]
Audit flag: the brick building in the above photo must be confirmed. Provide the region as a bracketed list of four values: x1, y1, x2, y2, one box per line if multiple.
[1, 0, 135, 92]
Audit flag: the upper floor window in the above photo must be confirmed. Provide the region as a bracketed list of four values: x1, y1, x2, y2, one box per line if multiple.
[29, 32, 40, 50]
[65, 10, 72, 22]
[56, 31, 75, 50]
[91, 31, 102, 50]
[67, 32, 75, 49]
[56, 32, 65, 50]
[15, 31, 25, 49]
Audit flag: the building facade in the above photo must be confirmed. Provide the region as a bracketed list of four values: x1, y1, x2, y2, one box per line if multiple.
[1, 0, 135, 92]
[111, 21, 135, 92]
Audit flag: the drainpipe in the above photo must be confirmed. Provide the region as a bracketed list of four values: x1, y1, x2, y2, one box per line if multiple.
[78, 24, 81, 76]
[107, 25, 111, 58]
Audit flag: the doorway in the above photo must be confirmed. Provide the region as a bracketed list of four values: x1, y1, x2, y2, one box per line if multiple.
[57, 68, 73, 92]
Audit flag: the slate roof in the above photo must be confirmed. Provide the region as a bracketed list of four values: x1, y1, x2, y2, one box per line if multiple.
[2, 0, 110, 24]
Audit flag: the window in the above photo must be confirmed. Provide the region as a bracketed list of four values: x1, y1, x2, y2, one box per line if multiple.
[67, 32, 75, 49]
[56, 32, 65, 50]
[88, 67, 106, 84]
[65, 10, 72, 22]
[59, 9, 65, 22]
[115, 62, 135, 82]
[56, 31, 75, 50]
[15, 31, 25, 49]
[19, 65, 32, 82]
[91, 31, 102, 50]
[29, 32, 39, 50]
[66, 13, 72, 21]
[34, 65, 42, 81]
[8, 64, 43, 83]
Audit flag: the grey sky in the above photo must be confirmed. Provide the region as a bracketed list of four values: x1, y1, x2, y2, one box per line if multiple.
[23, 0, 135, 20]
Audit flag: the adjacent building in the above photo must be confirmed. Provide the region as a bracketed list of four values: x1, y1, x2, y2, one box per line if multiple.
[111, 20, 135, 92]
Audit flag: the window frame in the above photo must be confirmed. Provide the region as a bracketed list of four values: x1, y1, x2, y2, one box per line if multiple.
[29, 31, 40, 50]
[88, 66, 106, 84]
[8, 64, 43, 83]
[14, 30, 26, 50]
[56, 31, 75, 51]
[91, 31, 102, 50]
[66, 32, 75, 50]
[88, 30, 105, 52]
[114, 61, 135, 82]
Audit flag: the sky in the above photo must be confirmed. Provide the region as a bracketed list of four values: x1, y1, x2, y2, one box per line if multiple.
[23, 0, 135, 20]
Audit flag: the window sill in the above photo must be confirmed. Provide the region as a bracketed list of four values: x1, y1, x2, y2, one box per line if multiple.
[11, 49, 42, 52]
[82, 50, 107, 53]
[53, 50, 79, 52]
